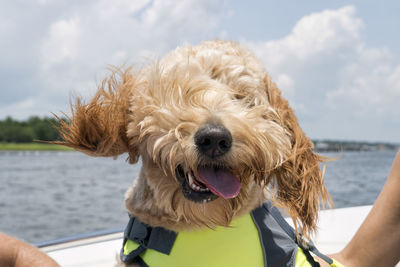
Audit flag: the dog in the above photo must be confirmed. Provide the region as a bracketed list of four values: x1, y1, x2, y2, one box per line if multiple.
[55, 40, 330, 266]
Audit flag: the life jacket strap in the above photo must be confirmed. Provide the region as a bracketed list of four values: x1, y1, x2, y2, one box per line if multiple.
[260, 202, 333, 266]
[120, 216, 177, 266]
[301, 239, 334, 266]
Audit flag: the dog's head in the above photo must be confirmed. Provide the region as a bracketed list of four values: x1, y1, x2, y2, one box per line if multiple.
[56, 41, 330, 236]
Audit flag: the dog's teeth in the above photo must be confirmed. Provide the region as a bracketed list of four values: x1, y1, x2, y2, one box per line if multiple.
[188, 173, 194, 185]
[188, 172, 210, 192]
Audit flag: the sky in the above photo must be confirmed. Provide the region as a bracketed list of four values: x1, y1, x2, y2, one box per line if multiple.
[1, 0, 399, 143]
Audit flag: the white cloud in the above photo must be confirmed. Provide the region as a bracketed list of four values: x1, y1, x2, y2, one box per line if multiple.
[246, 6, 400, 141]
[249, 6, 363, 67]
[41, 18, 81, 67]
[95, 0, 151, 20]
[0, 17, 8, 33]
[0, 97, 65, 119]
[275, 73, 295, 99]
[33, 0, 228, 108]
[37, 0, 54, 5]
[326, 45, 399, 118]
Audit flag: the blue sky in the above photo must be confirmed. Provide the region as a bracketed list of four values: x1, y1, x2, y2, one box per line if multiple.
[1, 0, 399, 143]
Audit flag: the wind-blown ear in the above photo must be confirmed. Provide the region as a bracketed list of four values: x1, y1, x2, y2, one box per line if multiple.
[54, 68, 138, 162]
[264, 75, 331, 237]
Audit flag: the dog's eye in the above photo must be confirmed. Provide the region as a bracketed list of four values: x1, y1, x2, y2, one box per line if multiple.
[234, 94, 245, 100]
[234, 94, 256, 108]
[210, 67, 219, 80]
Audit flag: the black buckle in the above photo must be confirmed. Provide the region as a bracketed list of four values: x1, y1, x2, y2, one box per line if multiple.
[128, 217, 150, 246]
[121, 215, 178, 265]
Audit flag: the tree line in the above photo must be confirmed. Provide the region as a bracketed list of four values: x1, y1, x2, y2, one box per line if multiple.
[0, 116, 65, 143]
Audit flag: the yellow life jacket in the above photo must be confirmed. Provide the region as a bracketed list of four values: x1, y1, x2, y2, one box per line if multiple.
[121, 202, 345, 267]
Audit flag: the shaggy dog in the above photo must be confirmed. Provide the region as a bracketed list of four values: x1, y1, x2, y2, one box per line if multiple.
[55, 40, 330, 266]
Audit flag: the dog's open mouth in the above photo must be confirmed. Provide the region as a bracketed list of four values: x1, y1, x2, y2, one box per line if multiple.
[176, 165, 241, 203]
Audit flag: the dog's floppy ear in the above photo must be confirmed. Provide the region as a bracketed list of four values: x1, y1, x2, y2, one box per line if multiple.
[264, 75, 331, 237]
[54, 68, 138, 162]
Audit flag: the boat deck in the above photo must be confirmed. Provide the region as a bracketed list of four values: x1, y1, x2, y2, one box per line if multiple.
[43, 206, 377, 266]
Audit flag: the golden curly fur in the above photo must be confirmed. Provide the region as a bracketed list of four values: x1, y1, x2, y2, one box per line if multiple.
[55, 41, 330, 243]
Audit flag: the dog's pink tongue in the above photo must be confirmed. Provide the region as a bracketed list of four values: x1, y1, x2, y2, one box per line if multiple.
[196, 166, 241, 199]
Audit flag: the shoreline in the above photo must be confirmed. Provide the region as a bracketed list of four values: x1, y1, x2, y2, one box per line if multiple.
[0, 141, 398, 152]
[0, 142, 73, 151]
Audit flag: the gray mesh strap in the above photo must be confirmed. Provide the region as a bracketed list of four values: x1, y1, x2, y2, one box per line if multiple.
[251, 202, 330, 267]
[251, 202, 299, 267]
[266, 202, 325, 266]
[120, 216, 177, 265]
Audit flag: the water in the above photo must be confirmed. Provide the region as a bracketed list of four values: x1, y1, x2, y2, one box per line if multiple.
[322, 150, 395, 207]
[0, 150, 396, 243]
[0, 151, 137, 244]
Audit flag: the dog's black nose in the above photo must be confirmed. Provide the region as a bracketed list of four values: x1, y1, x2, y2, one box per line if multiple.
[194, 124, 232, 158]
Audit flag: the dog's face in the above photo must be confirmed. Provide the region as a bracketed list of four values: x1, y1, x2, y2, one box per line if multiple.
[129, 59, 292, 201]
[56, 41, 329, 236]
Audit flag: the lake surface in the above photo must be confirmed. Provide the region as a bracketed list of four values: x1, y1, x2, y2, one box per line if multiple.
[0, 150, 397, 243]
